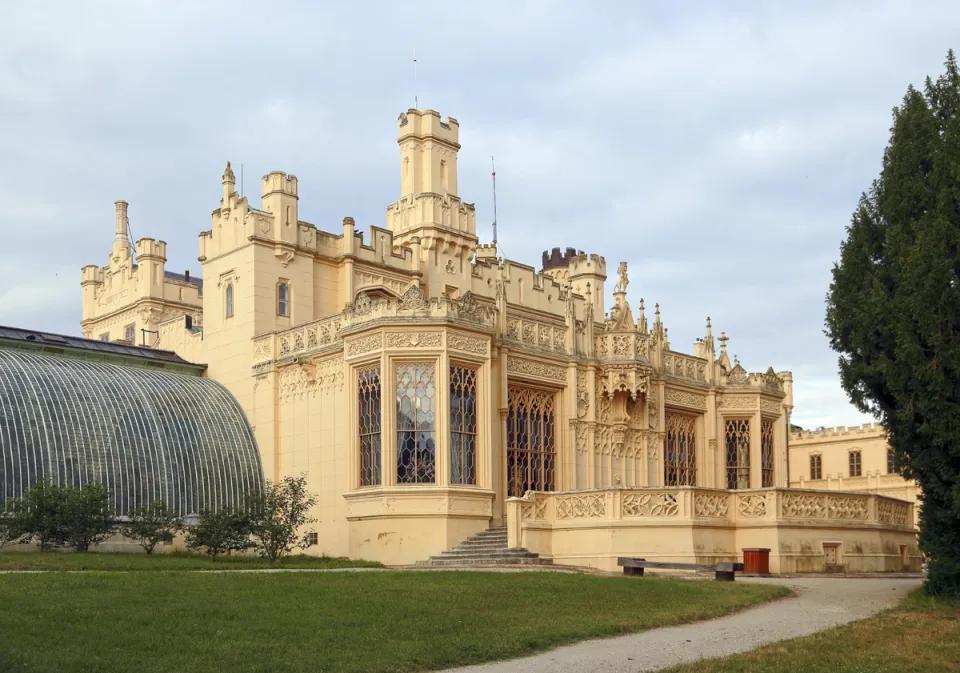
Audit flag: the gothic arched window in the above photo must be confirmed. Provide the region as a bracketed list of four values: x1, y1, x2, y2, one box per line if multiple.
[225, 284, 234, 318]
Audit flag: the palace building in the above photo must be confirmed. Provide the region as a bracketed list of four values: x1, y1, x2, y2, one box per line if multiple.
[0, 107, 919, 571]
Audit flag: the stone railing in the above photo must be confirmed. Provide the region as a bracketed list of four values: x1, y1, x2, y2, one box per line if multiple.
[507, 487, 915, 547]
[252, 313, 344, 366]
[594, 332, 650, 361]
[506, 316, 567, 353]
[662, 352, 707, 383]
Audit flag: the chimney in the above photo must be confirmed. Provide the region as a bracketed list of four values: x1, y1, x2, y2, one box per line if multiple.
[185, 315, 193, 330]
[115, 200, 129, 242]
[184, 270, 190, 283]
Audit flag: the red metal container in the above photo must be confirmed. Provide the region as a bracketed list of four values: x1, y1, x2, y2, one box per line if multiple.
[742, 548, 771, 576]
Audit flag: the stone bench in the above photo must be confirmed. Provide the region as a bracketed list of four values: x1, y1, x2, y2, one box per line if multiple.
[617, 557, 745, 582]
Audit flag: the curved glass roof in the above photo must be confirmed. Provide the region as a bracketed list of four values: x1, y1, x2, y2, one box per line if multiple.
[0, 348, 262, 516]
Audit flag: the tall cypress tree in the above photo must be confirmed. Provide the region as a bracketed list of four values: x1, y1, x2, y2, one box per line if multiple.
[827, 50, 960, 595]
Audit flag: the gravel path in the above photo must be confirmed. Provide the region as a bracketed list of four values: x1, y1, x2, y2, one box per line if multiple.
[439, 576, 921, 673]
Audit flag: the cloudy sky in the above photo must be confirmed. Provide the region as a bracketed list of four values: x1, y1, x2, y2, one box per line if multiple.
[1, 1, 957, 428]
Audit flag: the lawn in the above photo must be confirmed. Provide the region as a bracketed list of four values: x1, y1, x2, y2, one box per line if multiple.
[663, 589, 960, 673]
[0, 571, 788, 673]
[0, 550, 381, 571]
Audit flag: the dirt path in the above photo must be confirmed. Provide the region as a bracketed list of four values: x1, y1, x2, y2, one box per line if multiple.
[438, 576, 922, 673]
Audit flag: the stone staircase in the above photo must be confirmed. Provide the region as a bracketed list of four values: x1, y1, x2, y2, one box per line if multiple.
[420, 527, 552, 566]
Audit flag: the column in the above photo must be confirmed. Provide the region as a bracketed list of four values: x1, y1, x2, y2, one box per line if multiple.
[749, 408, 762, 489]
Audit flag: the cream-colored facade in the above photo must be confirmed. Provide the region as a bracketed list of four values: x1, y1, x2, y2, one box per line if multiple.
[80, 108, 919, 571]
[789, 424, 921, 527]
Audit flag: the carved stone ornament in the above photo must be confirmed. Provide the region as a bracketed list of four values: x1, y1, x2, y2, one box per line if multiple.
[663, 388, 707, 410]
[452, 291, 493, 323]
[726, 360, 749, 385]
[448, 333, 487, 355]
[599, 364, 650, 400]
[275, 249, 295, 267]
[385, 331, 443, 348]
[762, 367, 784, 392]
[507, 356, 566, 382]
[399, 284, 430, 311]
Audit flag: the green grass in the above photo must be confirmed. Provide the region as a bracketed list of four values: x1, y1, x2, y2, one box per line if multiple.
[0, 571, 788, 673]
[663, 589, 960, 673]
[0, 550, 381, 571]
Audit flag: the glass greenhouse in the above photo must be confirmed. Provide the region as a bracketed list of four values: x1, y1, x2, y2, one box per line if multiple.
[0, 344, 263, 517]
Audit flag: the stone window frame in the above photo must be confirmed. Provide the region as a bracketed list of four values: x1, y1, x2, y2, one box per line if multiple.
[277, 280, 291, 317]
[848, 449, 862, 478]
[123, 323, 135, 344]
[810, 453, 823, 480]
[449, 362, 479, 486]
[224, 283, 234, 319]
[663, 411, 698, 486]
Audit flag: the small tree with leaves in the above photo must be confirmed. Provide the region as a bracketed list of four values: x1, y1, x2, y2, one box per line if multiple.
[247, 474, 318, 562]
[13, 480, 72, 551]
[0, 507, 25, 550]
[185, 507, 254, 559]
[62, 483, 114, 552]
[120, 500, 182, 554]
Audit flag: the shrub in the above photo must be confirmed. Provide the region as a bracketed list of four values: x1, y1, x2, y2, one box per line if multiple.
[247, 474, 318, 562]
[12, 480, 72, 551]
[120, 500, 182, 554]
[62, 483, 114, 552]
[185, 507, 254, 559]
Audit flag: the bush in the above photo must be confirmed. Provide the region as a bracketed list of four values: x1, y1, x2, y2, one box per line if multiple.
[61, 483, 114, 552]
[185, 508, 254, 559]
[247, 474, 318, 562]
[11, 480, 73, 551]
[120, 500, 182, 554]
[0, 509, 24, 550]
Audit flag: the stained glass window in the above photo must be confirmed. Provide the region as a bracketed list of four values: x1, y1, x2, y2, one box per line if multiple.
[396, 363, 436, 484]
[760, 419, 774, 487]
[449, 365, 477, 485]
[665, 413, 697, 486]
[506, 386, 555, 497]
[725, 419, 751, 489]
[358, 366, 382, 486]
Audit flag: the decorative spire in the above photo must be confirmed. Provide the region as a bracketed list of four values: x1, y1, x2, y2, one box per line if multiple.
[637, 298, 648, 333]
[221, 161, 236, 207]
[614, 261, 629, 294]
[718, 331, 729, 354]
[222, 161, 236, 185]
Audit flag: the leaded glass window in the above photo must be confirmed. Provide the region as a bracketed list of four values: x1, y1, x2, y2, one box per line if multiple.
[506, 386, 556, 497]
[396, 363, 436, 484]
[664, 413, 696, 486]
[725, 418, 750, 489]
[849, 450, 862, 477]
[449, 365, 477, 485]
[358, 366, 382, 486]
[277, 282, 290, 316]
[810, 454, 822, 480]
[761, 419, 774, 487]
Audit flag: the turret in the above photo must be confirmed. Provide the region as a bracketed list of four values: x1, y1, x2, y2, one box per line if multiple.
[134, 238, 167, 297]
[567, 252, 607, 316]
[112, 200, 131, 261]
[261, 171, 299, 246]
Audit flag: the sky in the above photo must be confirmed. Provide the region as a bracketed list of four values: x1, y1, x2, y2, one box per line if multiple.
[1, 0, 957, 429]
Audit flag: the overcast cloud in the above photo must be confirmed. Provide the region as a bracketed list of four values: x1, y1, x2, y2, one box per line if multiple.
[1, 0, 957, 428]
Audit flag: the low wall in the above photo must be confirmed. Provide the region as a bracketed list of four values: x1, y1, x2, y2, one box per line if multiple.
[506, 487, 920, 574]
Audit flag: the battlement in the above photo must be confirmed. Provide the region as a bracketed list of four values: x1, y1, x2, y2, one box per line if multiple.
[81, 265, 102, 284]
[542, 247, 584, 272]
[398, 108, 460, 147]
[261, 171, 299, 198]
[135, 238, 167, 260]
[791, 423, 884, 441]
[476, 243, 498, 260]
[567, 252, 607, 277]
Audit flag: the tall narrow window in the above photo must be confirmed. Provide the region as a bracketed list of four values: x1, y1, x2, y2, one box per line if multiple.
[725, 419, 750, 489]
[760, 419, 775, 487]
[810, 454, 822, 480]
[887, 447, 896, 474]
[277, 282, 290, 316]
[124, 324, 135, 343]
[665, 413, 697, 486]
[99, 333, 110, 342]
[358, 366, 382, 486]
[225, 284, 234, 318]
[396, 363, 436, 484]
[450, 365, 478, 485]
[849, 450, 862, 477]
[507, 386, 556, 497]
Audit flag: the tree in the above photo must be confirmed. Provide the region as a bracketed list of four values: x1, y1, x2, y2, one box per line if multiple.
[185, 507, 254, 559]
[826, 50, 960, 595]
[120, 500, 182, 554]
[247, 475, 318, 562]
[12, 480, 72, 551]
[0, 508, 24, 550]
[62, 483, 114, 552]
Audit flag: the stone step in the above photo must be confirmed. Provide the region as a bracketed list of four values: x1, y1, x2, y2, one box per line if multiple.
[436, 549, 536, 559]
[450, 542, 509, 551]
[425, 556, 553, 566]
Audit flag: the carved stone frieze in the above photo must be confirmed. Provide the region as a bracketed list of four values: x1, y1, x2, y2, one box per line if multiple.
[507, 356, 566, 382]
[694, 493, 730, 518]
[347, 333, 382, 357]
[556, 494, 606, 519]
[576, 368, 589, 419]
[622, 491, 678, 517]
[737, 494, 768, 517]
[599, 364, 650, 400]
[718, 394, 757, 410]
[385, 331, 443, 348]
[448, 333, 487, 355]
[663, 388, 707, 411]
[760, 398, 782, 415]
